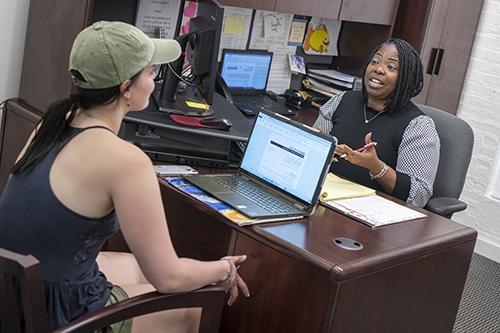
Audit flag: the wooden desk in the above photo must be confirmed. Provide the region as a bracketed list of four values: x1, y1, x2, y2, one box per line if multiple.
[159, 177, 476, 333]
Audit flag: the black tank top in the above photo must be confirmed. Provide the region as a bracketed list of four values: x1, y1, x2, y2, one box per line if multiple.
[0, 126, 119, 330]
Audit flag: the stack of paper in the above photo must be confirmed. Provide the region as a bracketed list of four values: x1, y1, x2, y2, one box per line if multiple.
[324, 196, 427, 228]
[320, 173, 426, 228]
[303, 69, 360, 99]
[320, 173, 375, 201]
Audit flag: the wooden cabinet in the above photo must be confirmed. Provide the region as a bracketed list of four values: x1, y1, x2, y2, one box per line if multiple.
[393, 0, 484, 114]
[216, 0, 274, 11]
[274, 0, 342, 19]
[0, 100, 42, 191]
[340, 0, 399, 25]
[218, 0, 398, 24]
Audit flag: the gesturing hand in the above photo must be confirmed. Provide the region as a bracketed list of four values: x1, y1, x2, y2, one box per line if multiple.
[219, 255, 250, 305]
[335, 132, 382, 171]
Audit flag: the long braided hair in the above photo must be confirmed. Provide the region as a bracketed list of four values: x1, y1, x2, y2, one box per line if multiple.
[362, 38, 423, 115]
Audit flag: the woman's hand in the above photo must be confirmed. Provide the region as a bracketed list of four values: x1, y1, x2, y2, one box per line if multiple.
[335, 132, 385, 173]
[219, 255, 250, 305]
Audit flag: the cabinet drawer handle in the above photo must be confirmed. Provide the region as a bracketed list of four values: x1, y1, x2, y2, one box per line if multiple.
[433, 48, 444, 75]
[427, 48, 438, 75]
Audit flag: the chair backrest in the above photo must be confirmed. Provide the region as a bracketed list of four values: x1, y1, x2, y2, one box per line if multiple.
[0, 247, 49, 333]
[1, 247, 226, 333]
[417, 104, 474, 199]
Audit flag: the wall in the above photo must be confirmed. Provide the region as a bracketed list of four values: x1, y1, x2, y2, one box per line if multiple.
[0, 0, 31, 104]
[455, 0, 500, 263]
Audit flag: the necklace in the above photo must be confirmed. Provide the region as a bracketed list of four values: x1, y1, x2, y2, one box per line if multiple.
[363, 103, 384, 123]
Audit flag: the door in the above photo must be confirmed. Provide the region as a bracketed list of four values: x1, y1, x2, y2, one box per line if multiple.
[415, 0, 484, 114]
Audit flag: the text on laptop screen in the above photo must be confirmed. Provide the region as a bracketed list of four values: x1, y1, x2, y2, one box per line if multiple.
[240, 113, 333, 204]
[220, 52, 271, 90]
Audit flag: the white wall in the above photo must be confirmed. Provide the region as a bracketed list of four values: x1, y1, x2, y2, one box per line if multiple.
[0, 0, 31, 104]
[455, 0, 500, 263]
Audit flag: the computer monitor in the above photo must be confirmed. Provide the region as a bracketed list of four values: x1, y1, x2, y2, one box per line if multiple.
[158, 0, 223, 116]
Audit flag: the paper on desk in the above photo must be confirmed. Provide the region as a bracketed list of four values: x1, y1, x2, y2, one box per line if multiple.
[218, 6, 252, 61]
[166, 177, 302, 226]
[320, 173, 375, 202]
[324, 195, 427, 228]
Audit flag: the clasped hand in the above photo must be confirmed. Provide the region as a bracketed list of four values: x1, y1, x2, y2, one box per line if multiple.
[219, 255, 250, 305]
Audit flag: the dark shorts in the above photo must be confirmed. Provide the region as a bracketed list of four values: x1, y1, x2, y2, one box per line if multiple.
[95, 285, 132, 333]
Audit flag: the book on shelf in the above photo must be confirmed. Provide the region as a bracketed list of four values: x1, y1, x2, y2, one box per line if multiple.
[166, 177, 303, 226]
[320, 173, 427, 228]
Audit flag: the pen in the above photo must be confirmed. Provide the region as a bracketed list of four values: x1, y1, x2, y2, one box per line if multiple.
[340, 142, 378, 159]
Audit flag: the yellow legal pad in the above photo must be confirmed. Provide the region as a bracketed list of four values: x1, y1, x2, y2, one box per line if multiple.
[320, 173, 375, 202]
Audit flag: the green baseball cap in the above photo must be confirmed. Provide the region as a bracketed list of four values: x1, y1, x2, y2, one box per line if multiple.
[69, 21, 181, 89]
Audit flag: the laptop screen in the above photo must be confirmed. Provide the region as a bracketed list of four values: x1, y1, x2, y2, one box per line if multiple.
[240, 112, 335, 205]
[220, 50, 272, 90]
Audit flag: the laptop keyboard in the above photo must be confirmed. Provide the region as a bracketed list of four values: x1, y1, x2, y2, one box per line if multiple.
[233, 94, 281, 108]
[212, 175, 299, 214]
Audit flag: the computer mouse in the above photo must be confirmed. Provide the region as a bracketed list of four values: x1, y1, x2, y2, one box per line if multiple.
[199, 117, 232, 131]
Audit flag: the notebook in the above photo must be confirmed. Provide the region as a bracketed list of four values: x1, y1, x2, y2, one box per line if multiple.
[184, 111, 337, 218]
[220, 49, 295, 116]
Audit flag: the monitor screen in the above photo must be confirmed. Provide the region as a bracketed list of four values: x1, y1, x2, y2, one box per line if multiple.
[220, 51, 272, 90]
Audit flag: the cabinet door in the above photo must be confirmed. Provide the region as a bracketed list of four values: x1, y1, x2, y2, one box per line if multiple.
[0, 102, 41, 191]
[217, 0, 274, 11]
[413, 0, 451, 107]
[339, 0, 399, 25]
[274, 0, 342, 19]
[424, 0, 483, 114]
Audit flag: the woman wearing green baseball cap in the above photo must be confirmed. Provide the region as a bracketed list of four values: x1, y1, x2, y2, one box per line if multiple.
[0, 21, 249, 332]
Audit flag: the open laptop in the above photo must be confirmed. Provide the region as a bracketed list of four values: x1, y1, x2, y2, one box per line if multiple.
[220, 49, 295, 116]
[184, 111, 337, 218]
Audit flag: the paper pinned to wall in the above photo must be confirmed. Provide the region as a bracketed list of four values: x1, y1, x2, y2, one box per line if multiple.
[264, 12, 286, 38]
[249, 10, 293, 50]
[303, 17, 341, 56]
[267, 45, 296, 94]
[179, 0, 198, 35]
[135, 0, 182, 38]
[218, 6, 253, 61]
[288, 17, 308, 46]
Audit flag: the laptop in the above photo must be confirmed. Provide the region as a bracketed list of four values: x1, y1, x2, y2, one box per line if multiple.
[184, 111, 337, 218]
[220, 49, 295, 116]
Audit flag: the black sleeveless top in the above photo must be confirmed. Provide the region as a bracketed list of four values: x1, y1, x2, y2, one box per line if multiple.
[329, 91, 424, 201]
[0, 126, 118, 330]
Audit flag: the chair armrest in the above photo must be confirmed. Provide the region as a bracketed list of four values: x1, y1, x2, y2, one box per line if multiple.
[425, 197, 467, 218]
[53, 285, 226, 333]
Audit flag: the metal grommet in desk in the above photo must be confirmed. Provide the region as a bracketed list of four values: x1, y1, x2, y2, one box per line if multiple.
[332, 237, 363, 251]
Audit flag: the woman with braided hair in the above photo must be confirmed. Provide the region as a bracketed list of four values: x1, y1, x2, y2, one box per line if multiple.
[314, 38, 440, 207]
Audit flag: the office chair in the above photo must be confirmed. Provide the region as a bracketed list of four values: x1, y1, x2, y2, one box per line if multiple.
[0, 247, 226, 333]
[417, 104, 474, 218]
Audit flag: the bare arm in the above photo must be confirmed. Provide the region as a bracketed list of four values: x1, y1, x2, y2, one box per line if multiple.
[110, 146, 248, 297]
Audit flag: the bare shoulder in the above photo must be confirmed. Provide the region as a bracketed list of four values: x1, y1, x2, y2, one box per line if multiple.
[76, 129, 152, 174]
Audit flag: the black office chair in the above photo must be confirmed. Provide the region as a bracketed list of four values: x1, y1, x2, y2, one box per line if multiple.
[0, 247, 226, 333]
[418, 104, 474, 218]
